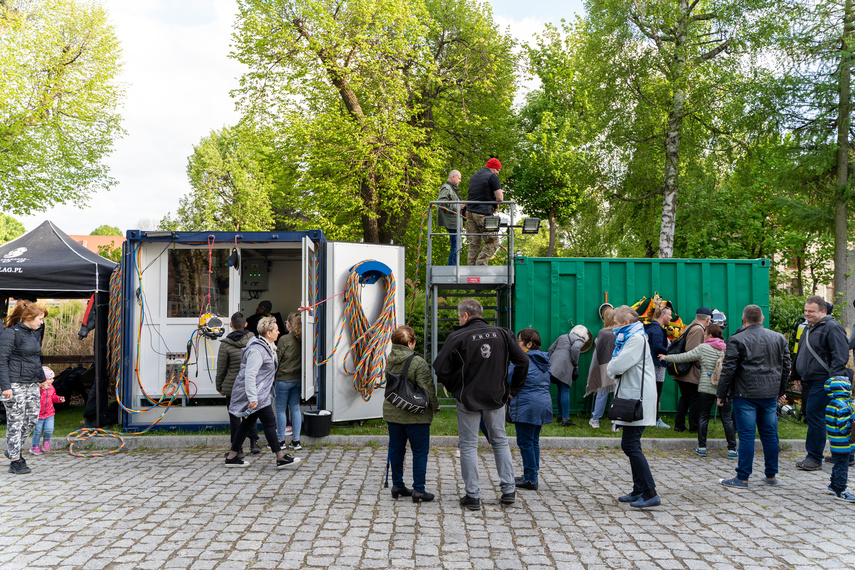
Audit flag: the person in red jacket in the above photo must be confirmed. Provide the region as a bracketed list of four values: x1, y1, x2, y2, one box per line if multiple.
[30, 367, 64, 455]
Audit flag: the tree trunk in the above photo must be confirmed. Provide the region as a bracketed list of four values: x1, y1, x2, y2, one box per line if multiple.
[359, 180, 380, 243]
[835, 0, 854, 326]
[546, 207, 556, 257]
[659, 89, 684, 258]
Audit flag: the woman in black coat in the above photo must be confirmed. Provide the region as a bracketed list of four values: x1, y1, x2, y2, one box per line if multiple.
[0, 300, 49, 475]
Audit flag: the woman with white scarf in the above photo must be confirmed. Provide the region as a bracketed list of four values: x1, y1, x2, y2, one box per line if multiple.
[606, 305, 660, 508]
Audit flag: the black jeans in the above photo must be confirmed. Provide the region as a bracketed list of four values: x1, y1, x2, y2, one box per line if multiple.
[675, 380, 700, 431]
[231, 404, 281, 454]
[226, 395, 258, 447]
[620, 425, 657, 499]
[696, 393, 736, 450]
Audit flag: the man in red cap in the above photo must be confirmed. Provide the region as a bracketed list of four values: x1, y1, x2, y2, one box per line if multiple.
[466, 157, 504, 265]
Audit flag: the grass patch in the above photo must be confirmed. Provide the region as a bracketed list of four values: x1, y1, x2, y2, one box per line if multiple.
[10, 404, 805, 441]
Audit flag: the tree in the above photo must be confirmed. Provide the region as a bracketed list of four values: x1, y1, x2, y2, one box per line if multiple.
[231, 0, 518, 244]
[510, 23, 602, 257]
[90, 225, 121, 236]
[774, 0, 855, 325]
[0, 213, 24, 243]
[582, 0, 788, 257]
[161, 124, 275, 232]
[0, 0, 124, 214]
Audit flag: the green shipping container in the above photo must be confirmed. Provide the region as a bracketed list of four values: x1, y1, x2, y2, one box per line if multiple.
[512, 257, 771, 414]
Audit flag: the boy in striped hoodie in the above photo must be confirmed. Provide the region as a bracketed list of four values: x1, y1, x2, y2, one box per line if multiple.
[825, 375, 855, 502]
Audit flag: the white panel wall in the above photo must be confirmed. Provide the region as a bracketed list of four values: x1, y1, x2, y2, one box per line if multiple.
[324, 242, 406, 422]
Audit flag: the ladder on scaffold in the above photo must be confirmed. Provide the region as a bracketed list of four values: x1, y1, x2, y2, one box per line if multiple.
[423, 200, 518, 409]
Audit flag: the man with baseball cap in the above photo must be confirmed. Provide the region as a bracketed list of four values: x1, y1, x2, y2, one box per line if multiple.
[466, 158, 504, 266]
[673, 307, 713, 432]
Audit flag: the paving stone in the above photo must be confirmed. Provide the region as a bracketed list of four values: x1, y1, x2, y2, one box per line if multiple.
[0, 447, 851, 569]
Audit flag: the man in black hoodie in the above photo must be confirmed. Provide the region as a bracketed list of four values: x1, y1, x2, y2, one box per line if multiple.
[216, 312, 260, 456]
[791, 295, 849, 471]
[433, 298, 529, 510]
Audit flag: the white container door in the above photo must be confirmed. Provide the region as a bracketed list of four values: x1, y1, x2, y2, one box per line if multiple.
[324, 241, 406, 421]
[301, 236, 318, 400]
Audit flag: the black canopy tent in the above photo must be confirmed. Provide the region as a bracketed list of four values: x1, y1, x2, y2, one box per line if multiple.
[0, 221, 117, 427]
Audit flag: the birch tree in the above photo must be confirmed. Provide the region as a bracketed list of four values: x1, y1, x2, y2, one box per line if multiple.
[584, 0, 786, 257]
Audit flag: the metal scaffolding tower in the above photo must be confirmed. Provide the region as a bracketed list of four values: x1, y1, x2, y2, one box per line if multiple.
[423, 200, 518, 380]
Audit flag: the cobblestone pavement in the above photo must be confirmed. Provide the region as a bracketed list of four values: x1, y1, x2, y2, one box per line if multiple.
[0, 444, 851, 569]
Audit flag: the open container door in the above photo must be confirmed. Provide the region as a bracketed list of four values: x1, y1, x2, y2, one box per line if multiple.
[301, 236, 318, 400]
[325, 241, 406, 421]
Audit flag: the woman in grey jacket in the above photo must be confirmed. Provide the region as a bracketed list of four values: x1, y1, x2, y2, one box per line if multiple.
[549, 325, 590, 426]
[606, 305, 659, 508]
[225, 316, 300, 470]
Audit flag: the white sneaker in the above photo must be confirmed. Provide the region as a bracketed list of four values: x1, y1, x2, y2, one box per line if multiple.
[611, 423, 620, 432]
[656, 418, 671, 429]
[589, 418, 600, 429]
[284, 426, 293, 436]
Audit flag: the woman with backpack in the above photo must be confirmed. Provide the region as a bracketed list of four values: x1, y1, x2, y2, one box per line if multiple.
[384, 326, 439, 503]
[660, 324, 736, 458]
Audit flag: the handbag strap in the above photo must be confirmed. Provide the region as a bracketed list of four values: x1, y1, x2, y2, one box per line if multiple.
[399, 353, 417, 383]
[614, 347, 646, 402]
[802, 326, 832, 376]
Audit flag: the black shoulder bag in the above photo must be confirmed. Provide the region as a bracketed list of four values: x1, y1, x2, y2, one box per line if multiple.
[384, 354, 429, 414]
[607, 349, 646, 422]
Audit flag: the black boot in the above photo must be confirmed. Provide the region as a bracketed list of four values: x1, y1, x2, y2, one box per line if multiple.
[412, 490, 435, 503]
[391, 486, 412, 499]
[250, 439, 262, 454]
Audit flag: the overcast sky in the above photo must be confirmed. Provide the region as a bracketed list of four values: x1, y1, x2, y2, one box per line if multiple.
[19, 0, 584, 235]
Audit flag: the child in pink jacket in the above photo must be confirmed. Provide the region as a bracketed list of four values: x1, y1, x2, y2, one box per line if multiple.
[30, 367, 64, 455]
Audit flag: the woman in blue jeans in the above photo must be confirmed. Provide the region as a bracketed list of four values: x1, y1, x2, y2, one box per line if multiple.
[383, 326, 439, 503]
[275, 313, 303, 450]
[508, 328, 554, 490]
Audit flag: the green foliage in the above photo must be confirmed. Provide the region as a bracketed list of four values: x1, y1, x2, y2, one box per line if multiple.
[0, 0, 125, 214]
[90, 225, 121, 236]
[579, 0, 790, 257]
[769, 293, 806, 345]
[509, 24, 598, 256]
[163, 124, 275, 232]
[97, 243, 121, 263]
[231, 0, 519, 245]
[0, 214, 25, 244]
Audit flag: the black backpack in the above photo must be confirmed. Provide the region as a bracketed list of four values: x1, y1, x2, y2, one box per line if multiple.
[384, 354, 429, 414]
[665, 323, 702, 377]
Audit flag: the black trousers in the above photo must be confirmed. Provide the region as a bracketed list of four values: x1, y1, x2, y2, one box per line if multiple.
[226, 395, 258, 447]
[231, 404, 281, 454]
[697, 392, 737, 450]
[621, 425, 657, 499]
[675, 380, 700, 431]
